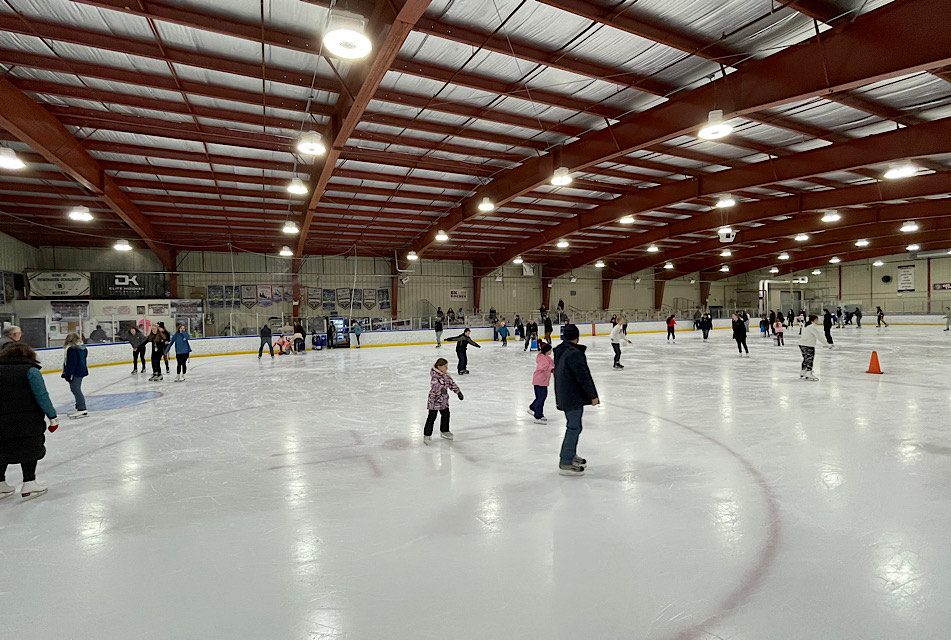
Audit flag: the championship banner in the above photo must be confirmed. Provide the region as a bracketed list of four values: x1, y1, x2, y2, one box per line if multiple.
[351, 288, 363, 309]
[336, 287, 351, 310]
[207, 285, 224, 308]
[91, 272, 167, 299]
[377, 288, 391, 310]
[448, 289, 468, 301]
[223, 285, 238, 309]
[271, 285, 284, 304]
[897, 265, 915, 292]
[322, 288, 336, 311]
[241, 285, 257, 309]
[283, 286, 294, 303]
[362, 288, 376, 310]
[307, 287, 321, 310]
[28, 271, 90, 298]
[257, 285, 273, 307]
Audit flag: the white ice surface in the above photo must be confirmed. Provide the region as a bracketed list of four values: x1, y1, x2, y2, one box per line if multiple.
[2, 326, 950, 640]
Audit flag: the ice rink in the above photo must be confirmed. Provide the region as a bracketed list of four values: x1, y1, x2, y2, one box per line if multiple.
[2, 324, 950, 640]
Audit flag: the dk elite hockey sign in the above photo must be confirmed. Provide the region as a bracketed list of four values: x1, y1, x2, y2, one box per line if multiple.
[91, 272, 168, 299]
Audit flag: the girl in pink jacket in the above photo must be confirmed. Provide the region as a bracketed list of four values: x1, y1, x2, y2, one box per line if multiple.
[528, 342, 554, 423]
[424, 358, 463, 445]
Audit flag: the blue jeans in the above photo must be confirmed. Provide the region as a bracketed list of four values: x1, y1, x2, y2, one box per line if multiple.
[529, 385, 548, 419]
[559, 407, 583, 464]
[69, 376, 86, 411]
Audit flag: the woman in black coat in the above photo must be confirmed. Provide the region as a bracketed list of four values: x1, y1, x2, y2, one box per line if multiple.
[732, 313, 749, 355]
[0, 343, 58, 500]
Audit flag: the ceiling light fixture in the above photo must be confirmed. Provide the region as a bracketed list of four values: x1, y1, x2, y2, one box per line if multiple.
[906, 244, 920, 252]
[720, 249, 732, 257]
[646, 244, 660, 253]
[296, 131, 326, 156]
[812, 269, 822, 275]
[829, 256, 841, 264]
[113, 239, 132, 252]
[287, 178, 308, 195]
[435, 229, 449, 242]
[323, 11, 372, 60]
[883, 162, 917, 180]
[778, 252, 790, 260]
[556, 239, 569, 249]
[513, 256, 524, 265]
[0, 148, 26, 170]
[406, 251, 419, 261]
[769, 267, 779, 274]
[570, 276, 577, 283]
[594, 259, 606, 268]
[279, 246, 293, 257]
[719, 265, 730, 272]
[282, 221, 299, 235]
[619, 215, 635, 225]
[698, 109, 733, 140]
[872, 260, 884, 267]
[550, 167, 572, 187]
[68, 205, 93, 222]
[821, 211, 841, 223]
[900, 220, 919, 233]
[715, 194, 736, 209]
[794, 233, 810, 242]
[478, 197, 495, 212]
[855, 239, 869, 247]
[663, 262, 674, 270]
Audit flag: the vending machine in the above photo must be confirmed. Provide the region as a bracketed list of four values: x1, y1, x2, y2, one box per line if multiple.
[325, 316, 351, 348]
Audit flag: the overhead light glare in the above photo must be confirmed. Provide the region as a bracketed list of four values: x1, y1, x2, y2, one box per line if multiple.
[513, 256, 524, 265]
[619, 215, 635, 225]
[872, 260, 885, 267]
[68, 205, 93, 222]
[883, 162, 917, 180]
[282, 221, 299, 235]
[570, 276, 577, 283]
[821, 211, 841, 223]
[900, 220, 919, 233]
[906, 244, 920, 252]
[769, 267, 779, 274]
[829, 256, 841, 264]
[719, 265, 730, 272]
[778, 252, 790, 260]
[556, 239, 569, 249]
[406, 250, 419, 261]
[855, 239, 869, 247]
[323, 11, 372, 60]
[714, 194, 736, 209]
[720, 249, 732, 257]
[698, 109, 733, 140]
[594, 259, 606, 268]
[478, 197, 495, 212]
[435, 229, 449, 242]
[812, 269, 822, 275]
[279, 246, 293, 257]
[296, 131, 326, 156]
[113, 239, 132, 252]
[794, 233, 810, 242]
[287, 178, 308, 195]
[550, 166, 572, 187]
[663, 262, 674, 270]
[0, 148, 26, 170]
[646, 244, 660, 253]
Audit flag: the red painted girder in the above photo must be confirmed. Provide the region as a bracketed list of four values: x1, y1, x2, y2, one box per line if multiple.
[349, 129, 530, 162]
[612, 198, 951, 280]
[787, 0, 852, 24]
[482, 117, 951, 269]
[363, 113, 550, 151]
[0, 76, 172, 266]
[339, 148, 499, 178]
[408, 0, 951, 257]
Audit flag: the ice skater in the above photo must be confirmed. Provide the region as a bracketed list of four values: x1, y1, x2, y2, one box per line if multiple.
[148, 325, 167, 381]
[434, 318, 443, 348]
[62, 332, 89, 419]
[423, 357, 463, 445]
[523, 318, 538, 351]
[258, 323, 273, 359]
[876, 306, 888, 327]
[799, 314, 825, 381]
[610, 317, 632, 369]
[665, 314, 676, 342]
[699, 313, 712, 341]
[543, 314, 553, 343]
[732, 313, 749, 356]
[351, 320, 362, 348]
[498, 320, 510, 346]
[451, 328, 480, 374]
[944, 307, 950, 332]
[157, 322, 171, 374]
[554, 324, 598, 476]
[528, 342, 553, 423]
[822, 309, 835, 347]
[165, 324, 192, 382]
[128, 326, 147, 374]
[0, 343, 59, 500]
[773, 313, 785, 346]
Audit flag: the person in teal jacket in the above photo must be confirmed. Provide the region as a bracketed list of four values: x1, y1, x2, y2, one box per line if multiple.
[497, 321, 510, 346]
[62, 332, 89, 418]
[165, 324, 192, 382]
[351, 320, 363, 348]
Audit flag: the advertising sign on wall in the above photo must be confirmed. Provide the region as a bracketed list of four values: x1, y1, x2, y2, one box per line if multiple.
[91, 272, 167, 299]
[449, 289, 468, 301]
[170, 299, 204, 336]
[50, 300, 89, 320]
[28, 271, 91, 298]
[897, 265, 916, 292]
[932, 283, 951, 291]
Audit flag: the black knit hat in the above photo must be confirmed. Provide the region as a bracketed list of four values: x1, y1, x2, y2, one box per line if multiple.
[562, 324, 580, 341]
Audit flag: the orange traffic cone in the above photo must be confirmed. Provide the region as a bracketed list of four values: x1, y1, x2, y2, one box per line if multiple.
[867, 351, 884, 374]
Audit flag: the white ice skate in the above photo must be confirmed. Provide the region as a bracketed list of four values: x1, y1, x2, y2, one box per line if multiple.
[803, 373, 819, 381]
[0, 481, 14, 500]
[440, 431, 454, 441]
[20, 481, 47, 500]
[67, 410, 88, 419]
[174, 374, 183, 382]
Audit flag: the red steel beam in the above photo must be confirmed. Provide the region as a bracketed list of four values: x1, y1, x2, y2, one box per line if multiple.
[486, 117, 951, 269]
[0, 76, 173, 267]
[407, 0, 951, 257]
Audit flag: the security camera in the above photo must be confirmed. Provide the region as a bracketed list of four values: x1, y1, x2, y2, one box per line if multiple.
[399, 276, 409, 285]
[718, 227, 737, 243]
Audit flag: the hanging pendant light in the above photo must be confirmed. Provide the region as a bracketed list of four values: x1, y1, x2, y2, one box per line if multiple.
[714, 194, 736, 208]
[323, 11, 372, 60]
[406, 250, 419, 261]
[279, 246, 294, 257]
[435, 230, 449, 242]
[478, 197, 495, 212]
[282, 221, 300, 235]
[296, 132, 327, 156]
[0, 148, 26, 170]
[698, 109, 733, 140]
[556, 239, 569, 249]
[513, 256, 524, 265]
[114, 239, 132, 252]
[287, 178, 308, 195]
[550, 167, 572, 186]
[68, 205, 94, 222]
[594, 259, 605, 268]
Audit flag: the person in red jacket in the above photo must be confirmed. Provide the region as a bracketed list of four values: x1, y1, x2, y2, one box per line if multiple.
[665, 314, 677, 342]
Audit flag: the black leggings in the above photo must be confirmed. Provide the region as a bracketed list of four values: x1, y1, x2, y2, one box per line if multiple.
[735, 337, 748, 353]
[152, 349, 164, 375]
[424, 409, 450, 436]
[133, 345, 146, 369]
[612, 342, 621, 365]
[176, 353, 189, 374]
[667, 327, 675, 340]
[1, 461, 37, 483]
[824, 328, 834, 345]
[702, 328, 710, 340]
[776, 332, 784, 346]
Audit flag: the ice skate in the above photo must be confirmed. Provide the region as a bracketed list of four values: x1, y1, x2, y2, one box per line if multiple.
[572, 456, 587, 465]
[559, 462, 585, 476]
[67, 410, 88, 419]
[803, 373, 819, 381]
[800, 369, 806, 378]
[440, 431, 454, 441]
[131, 369, 137, 375]
[0, 481, 14, 500]
[154, 374, 163, 382]
[20, 481, 47, 500]
[423, 435, 432, 445]
[174, 374, 182, 382]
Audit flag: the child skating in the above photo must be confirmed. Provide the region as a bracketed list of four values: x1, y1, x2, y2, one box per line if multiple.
[423, 358, 463, 444]
[610, 318, 632, 368]
[528, 342, 553, 423]
[773, 315, 785, 346]
[165, 324, 192, 382]
[451, 328, 481, 374]
[799, 314, 825, 381]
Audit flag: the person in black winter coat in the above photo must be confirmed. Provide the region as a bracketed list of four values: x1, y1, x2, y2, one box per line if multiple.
[128, 326, 148, 373]
[822, 309, 834, 346]
[258, 324, 273, 358]
[434, 319, 444, 348]
[699, 314, 713, 341]
[543, 315, 554, 343]
[553, 324, 598, 476]
[452, 328, 480, 374]
[523, 320, 539, 351]
[732, 313, 749, 355]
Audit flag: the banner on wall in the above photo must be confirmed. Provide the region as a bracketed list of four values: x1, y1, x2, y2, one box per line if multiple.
[207, 285, 224, 308]
[377, 288, 391, 310]
[322, 288, 336, 311]
[256, 285, 273, 307]
[241, 285, 257, 309]
[336, 287, 351, 310]
[307, 287, 321, 310]
[28, 271, 91, 298]
[271, 285, 284, 304]
[449, 289, 468, 301]
[2, 272, 15, 304]
[283, 287, 294, 303]
[932, 283, 951, 291]
[362, 288, 376, 310]
[897, 264, 915, 292]
[351, 288, 363, 309]
[148, 303, 169, 315]
[91, 272, 167, 299]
